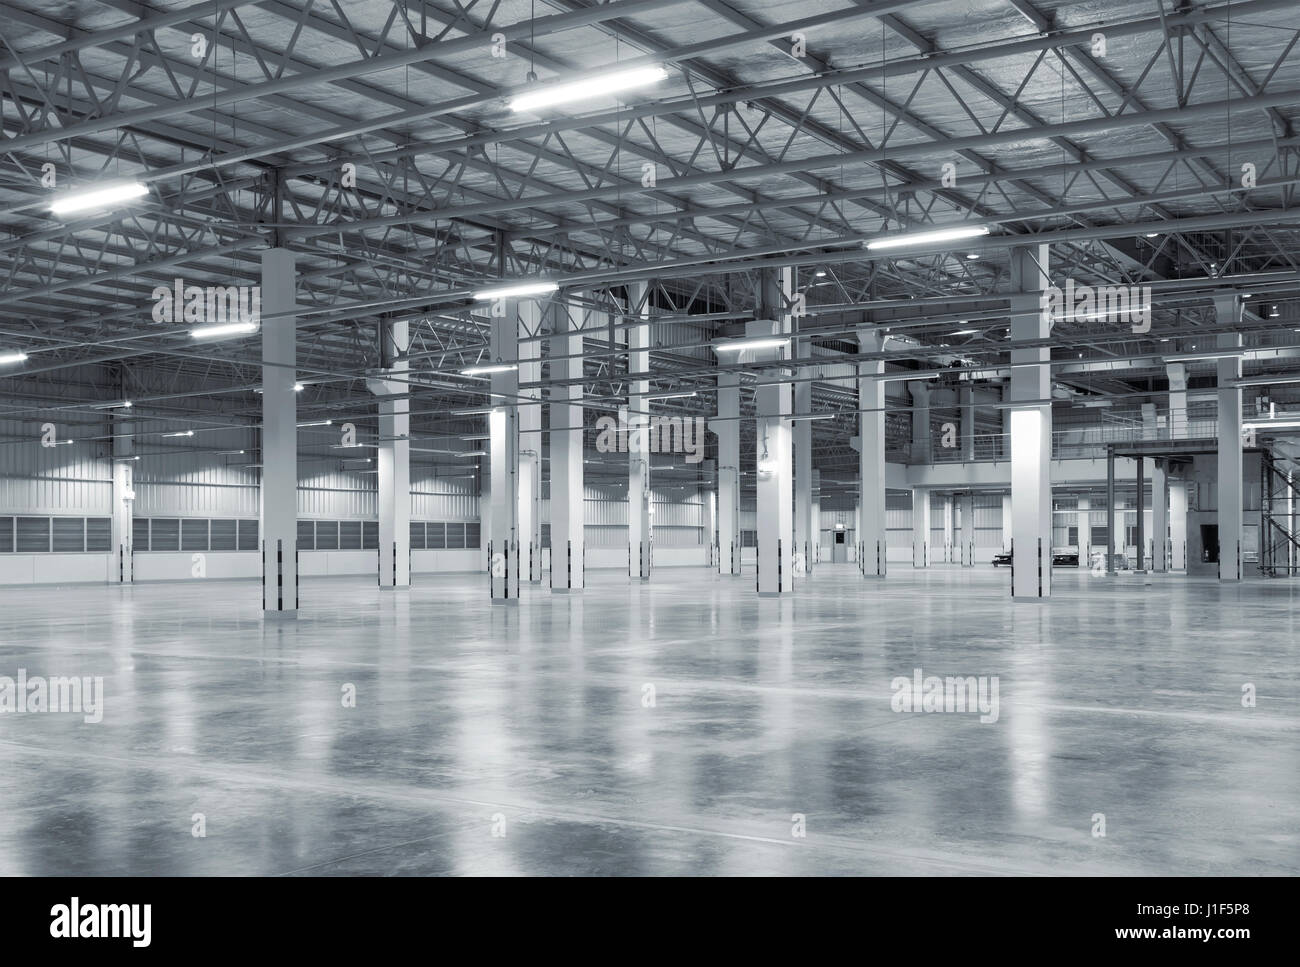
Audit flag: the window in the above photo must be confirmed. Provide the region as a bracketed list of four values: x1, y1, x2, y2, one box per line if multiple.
[315, 520, 338, 550]
[86, 518, 111, 553]
[339, 521, 362, 550]
[465, 523, 481, 548]
[181, 519, 209, 551]
[296, 520, 315, 550]
[426, 522, 446, 549]
[409, 521, 426, 550]
[445, 522, 465, 549]
[210, 519, 237, 551]
[237, 519, 259, 551]
[0, 518, 12, 553]
[151, 518, 180, 551]
[362, 521, 378, 550]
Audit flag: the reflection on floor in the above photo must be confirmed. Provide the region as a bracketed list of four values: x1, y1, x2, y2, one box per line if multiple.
[0, 564, 1296, 875]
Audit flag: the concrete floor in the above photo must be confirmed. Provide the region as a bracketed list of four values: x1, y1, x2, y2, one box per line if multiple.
[0, 564, 1296, 876]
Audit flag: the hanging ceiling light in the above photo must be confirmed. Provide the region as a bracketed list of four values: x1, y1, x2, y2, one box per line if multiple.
[510, 65, 668, 113]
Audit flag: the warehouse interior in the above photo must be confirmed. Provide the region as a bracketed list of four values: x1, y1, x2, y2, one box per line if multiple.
[1, 0, 1298, 876]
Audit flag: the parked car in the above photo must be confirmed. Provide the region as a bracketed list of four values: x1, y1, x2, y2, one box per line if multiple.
[1052, 552, 1080, 567]
[992, 551, 1012, 566]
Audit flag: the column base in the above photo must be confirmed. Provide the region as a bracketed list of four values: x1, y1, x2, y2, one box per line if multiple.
[757, 590, 791, 597]
[263, 610, 298, 621]
[379, 585, 411, 591]
[491, 598, 520, 606]
[551, 587, 583, 594]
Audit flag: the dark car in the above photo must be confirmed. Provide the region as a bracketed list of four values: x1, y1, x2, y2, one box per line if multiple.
[1052, 552, 1080, 567]
[992, 551, 1012, 567]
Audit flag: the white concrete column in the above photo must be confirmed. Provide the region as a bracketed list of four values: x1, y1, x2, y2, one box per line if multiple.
[959, 493, 975, 566]
[909, 381, 931, 464]
[1077, 495, 1091, 569]
[858, 328, 887, 577]
[1001, 494, 1012, 551]
[793, 366, 814, 578]
[1151, 460, 1168, 573]
[959, 385, 976, 461]
[111, 414, 134, 584]
[1009, 244, 1052, 599]
[518, 302, 543, 584]
[1216, 293, 1243, 582]
[1170, 479, 1188, 570]
[550, 300, 585, 592]
[705, 482, 717, 568]
[261, 248, 298, 617]
[626, 283, 651, 582]
[374, 320, 410, 588]
[911, 488, 931, 567]
[752, 304, 793, 596]
[1167, 363, 1188, 439]
[942, 495, 954, 563]
[712, 371, 741, 575]
[811, 469, 822, 566]
[489, 302, 521, 603]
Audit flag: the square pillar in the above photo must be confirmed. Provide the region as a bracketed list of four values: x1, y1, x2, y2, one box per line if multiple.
[1151, 461, 1168, 573]
[1076, 495, 1091, 569]
[1170, 479, 1188, 570]
[1009, 244, 1051, 598]
[1001, 493, 1012, 552]
[627, 283, 651, 582]
[1167, 363, 1188, 439]
[942, 494, 954, 563]
[909, 381, 931, 464]
[793, 368, 814, 577]
[858, 328, 887, 577]
[811, 469, 822, 566]
[550, 300, 585, 592]
[752, 311, 793, 597]
[911, 488, 931, 567]
[959, 385, 976, 461]
[489, 302, 521, 603]
[1215, 294, 1243, 581]
[261, 248, 298, 617]
[111, 414, 134, 584]
[375, 319, 410, 588]
[712, 371, 741, 575]
[518, 302, 543, 583]
[959, 493, 975, 566]
[1135, 456, 1146, 572]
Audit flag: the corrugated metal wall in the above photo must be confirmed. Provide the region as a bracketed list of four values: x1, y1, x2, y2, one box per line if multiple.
[0, 418, 112, 515]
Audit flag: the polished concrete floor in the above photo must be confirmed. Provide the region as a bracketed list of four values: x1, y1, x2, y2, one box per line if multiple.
[0, 564, 1297, 876]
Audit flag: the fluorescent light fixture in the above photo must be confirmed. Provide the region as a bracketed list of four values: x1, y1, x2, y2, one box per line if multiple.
[459, 434, 490, 441]
[510, 65, 668, 113]
[113, 455, 140, 462]
[1165, 350, 1243, 363]
[54, 439, 74, 445]
[866, 225, 989, 251]
[49, 181, 148, 216]
[459, 450, 488, 457]
[330, 443, 375, 449]
[192, 321, 257, 339]
[297, 419, 333, 428]
[789, 413, 835, 422]
[451, 407, 493, 416]
[645, 390, 697, 401]
[0, 352, 28, 365]
[460, 363, 518, 376]
[814, 270, 827, 278]
[474, 281, 558, 301]
[713, 335, 790, 353]
[1234, 375, 1300, 388]
[1244, 420, 1300, 430]
[92, 400, 132, 409]
[951, 329, 978, 335]
[966, 252, 979, 260]
[1144, 232, 1160, 238]
[877, 371, 941, 383]
[161, 430, 194, 438]
[216, 450, 246, 455]
[293, 383, 304, 392]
